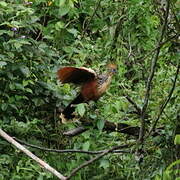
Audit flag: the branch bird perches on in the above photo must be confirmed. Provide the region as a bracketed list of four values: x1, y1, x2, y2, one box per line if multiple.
[57, 64, 117, 122]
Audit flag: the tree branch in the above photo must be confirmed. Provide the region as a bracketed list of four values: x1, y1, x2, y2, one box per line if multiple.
[148, 63, 180, 135]
[13, 137, 130, 154]
[139, 0, 170, 143]
[63, 126, 87, 136]
[63, 120, 140, 137]
[81, 0, 102, 37]
[123, 94, 142, 115]
[66, 144, 133, 179]
[0, 129, 67, 180]
[140, 34, 178, 63]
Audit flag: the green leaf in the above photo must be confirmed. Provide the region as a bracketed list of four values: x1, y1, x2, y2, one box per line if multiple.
[55, 21, 65, 30]
[82, 141, 90, 151]
[166, 159, 180, 170]
[0, 61, 7, 68]
[22, 80, 29, 87]
[67, 28, 78, 36]
[97, 119, 105, 131]
[9, 104, 18, 111]
[0, 1, 7, 7]
[14, 42, 22, 49]
[76, 103, 86, 117]
[99, 159, 109, 169]
[68, 0, 74, 8]
[0, 30, 13, 36]
[59, 0, 66, 6]
[25, 88, 33, 93]
[15, 83, 24, 90]
[58, 5, 70, 16]
[174, 135, 180, 145]
[1, 103, 8, 111]
[20, 66, 30, 77]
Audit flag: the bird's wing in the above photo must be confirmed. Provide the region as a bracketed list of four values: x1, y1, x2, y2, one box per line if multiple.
[57, 67, 96, 84]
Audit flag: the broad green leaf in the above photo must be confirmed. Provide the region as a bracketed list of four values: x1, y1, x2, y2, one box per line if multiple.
[163, 171, 172, 180]
[55, 21, 65, 30]
[0, 61, 7, 68]
[1, 103, 8, 111]
[174, 135, 180, 145]
[58, 5, 70, 16]
[82, 141, 90, 151]
[14, 42, 22, 49]
[76, 103, 86, 117]
[14, 83, 24, 90]
[67, 28, 78, 36]
[166, 159, 180, 170]
[0, 30, 13, 36]
[20, 66, 30, 77]
[97, 119, 105, 131]
[99, 159, 110, 169]
[25, 88, 33, 93]
[23, 80, 29, 87]
[59, 0, 66, 6]
[0, 1, 7, 7]
[68, 0, 74, 8]
[9, 104, 18, 111]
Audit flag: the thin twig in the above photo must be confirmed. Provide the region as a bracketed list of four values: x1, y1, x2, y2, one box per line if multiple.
[123, 94, 142, 115]
[170, 1, 180, 31]
[148, 63, 180, 136]
[81, 0, 102, 37]
[140, 34, 177, 62]
[0, 129, 67, 180]
[66, 144, 133, 179]
[138, 0, 170, 143]
[13, 137, 130, 154]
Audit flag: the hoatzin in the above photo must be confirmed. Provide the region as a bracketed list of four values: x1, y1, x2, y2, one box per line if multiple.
[57, 64, 117, 122]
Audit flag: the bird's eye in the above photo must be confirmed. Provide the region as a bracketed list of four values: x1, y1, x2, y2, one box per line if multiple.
[112, 69, 117, 73]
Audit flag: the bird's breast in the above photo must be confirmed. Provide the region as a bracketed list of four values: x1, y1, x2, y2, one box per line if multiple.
[97, 75, 112, 96]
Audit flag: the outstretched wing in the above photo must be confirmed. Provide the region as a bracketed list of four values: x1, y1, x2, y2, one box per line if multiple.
[57, 67, 96, 84]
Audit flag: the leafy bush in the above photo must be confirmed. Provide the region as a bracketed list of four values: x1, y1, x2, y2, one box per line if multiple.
[0, 0, 179, 179]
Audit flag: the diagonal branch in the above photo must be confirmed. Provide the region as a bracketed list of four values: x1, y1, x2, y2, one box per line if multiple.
[123, 94, 142, 115]
[138, 0, 170, 143]
[0, 129, 67, 180]
[81, 0, 102, 37]
[66, 143, 133, 179]
[148, 63, 180, 136]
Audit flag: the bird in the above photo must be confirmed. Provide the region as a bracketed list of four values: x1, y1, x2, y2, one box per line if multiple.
[57, 64, 117, 122]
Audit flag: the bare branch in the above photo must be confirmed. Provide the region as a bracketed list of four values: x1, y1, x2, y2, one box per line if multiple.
[139, 0, 170, 143]
[123, 94, 142, 115]
[66, 144, 133, 179]
[140, 34, 178, 63]
[0, 129, 67, 180]
[63, 120, 140, 137]
[63, 126, 87, 136]
[13, 137, 130, 154]
[148, 63, 180, 135]
[81, 0, 102, 37]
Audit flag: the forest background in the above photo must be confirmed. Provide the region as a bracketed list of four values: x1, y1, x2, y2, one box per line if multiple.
[0, 0, 179, 179]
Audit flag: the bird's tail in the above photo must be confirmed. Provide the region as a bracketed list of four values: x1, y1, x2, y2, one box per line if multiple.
[61, 94, 84, 120]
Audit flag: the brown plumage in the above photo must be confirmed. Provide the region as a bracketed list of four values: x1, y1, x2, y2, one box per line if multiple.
[57, 64, 117, 121]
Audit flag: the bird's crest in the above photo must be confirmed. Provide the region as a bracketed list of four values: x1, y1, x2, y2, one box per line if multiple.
[107, 63, 117, 69]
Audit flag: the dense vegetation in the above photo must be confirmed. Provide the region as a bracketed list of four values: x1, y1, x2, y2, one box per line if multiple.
[0, 0, 179, 179]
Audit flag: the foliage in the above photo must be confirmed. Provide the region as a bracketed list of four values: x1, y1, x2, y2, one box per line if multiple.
[0, 0, 179, 179]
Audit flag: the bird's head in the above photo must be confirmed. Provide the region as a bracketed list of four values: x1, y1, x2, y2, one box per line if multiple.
[107, 64, 117, 74]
